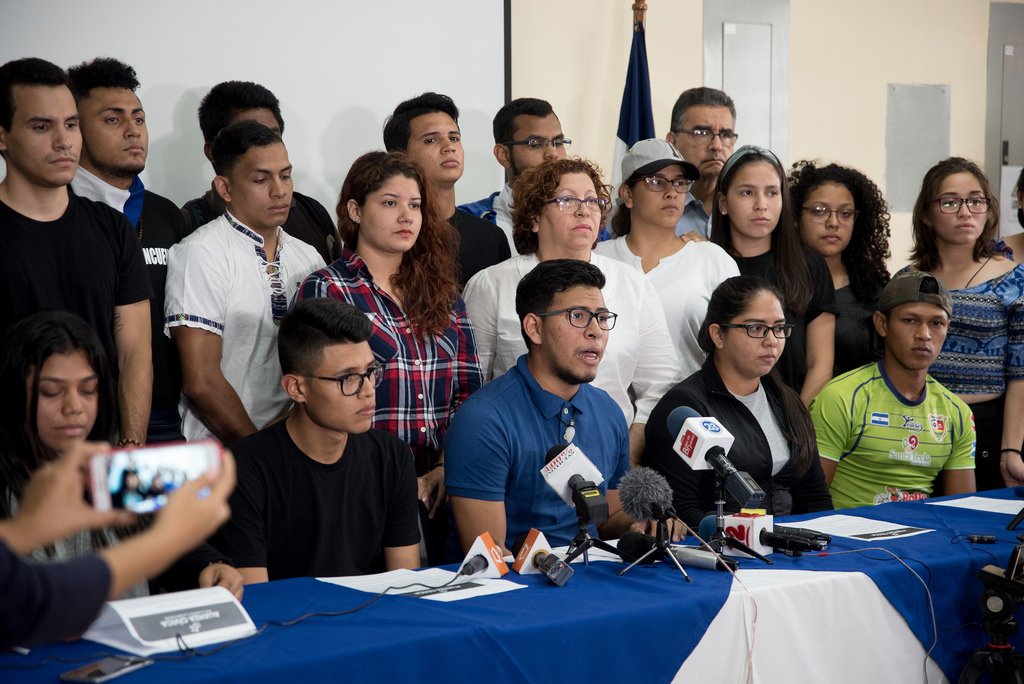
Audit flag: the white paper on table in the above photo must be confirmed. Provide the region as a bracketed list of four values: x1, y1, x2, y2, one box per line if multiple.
[83, 586, 256, 656]
[927, 496, 1024, 515]
[794, 514, 932, 540]
[318, 568, 526, 602]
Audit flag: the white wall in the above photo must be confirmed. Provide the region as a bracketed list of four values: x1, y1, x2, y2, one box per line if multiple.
[0, 0, 506, 213]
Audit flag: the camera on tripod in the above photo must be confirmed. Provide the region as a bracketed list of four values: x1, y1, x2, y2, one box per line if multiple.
[960, 535, 1024, 683]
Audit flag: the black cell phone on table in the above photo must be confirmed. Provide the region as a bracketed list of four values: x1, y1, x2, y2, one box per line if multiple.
[59, 656, 153, 682]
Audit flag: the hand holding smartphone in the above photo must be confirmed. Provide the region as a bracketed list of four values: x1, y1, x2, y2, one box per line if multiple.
[89, 441, 222, 514]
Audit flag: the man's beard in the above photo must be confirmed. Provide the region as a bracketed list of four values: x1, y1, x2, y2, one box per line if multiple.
[93, 158, 145, 180]
[551, 359, 597, 387]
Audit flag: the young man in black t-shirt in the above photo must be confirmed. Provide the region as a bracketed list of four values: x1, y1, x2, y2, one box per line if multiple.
[0, 57, 152, 445]
[211, 298, 420, 582]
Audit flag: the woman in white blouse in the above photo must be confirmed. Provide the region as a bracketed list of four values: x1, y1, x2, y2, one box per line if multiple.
[463, 157, 681, 466]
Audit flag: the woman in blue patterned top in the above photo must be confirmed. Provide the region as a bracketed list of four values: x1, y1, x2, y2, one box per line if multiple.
[908, 157, 1024, 490]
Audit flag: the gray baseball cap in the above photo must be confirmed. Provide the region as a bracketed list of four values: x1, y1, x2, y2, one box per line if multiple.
[878, 270, 953, 317]
[621, 138, 699, 183]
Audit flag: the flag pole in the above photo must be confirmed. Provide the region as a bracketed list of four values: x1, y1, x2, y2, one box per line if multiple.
[633, 1, 647, 29]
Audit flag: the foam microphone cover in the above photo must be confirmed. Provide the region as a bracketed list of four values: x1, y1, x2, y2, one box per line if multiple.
[618, 467, 673, 523]
[667, 406, 702, 437]
[617, 531, 658, 564]
[697, 514, 718, 541]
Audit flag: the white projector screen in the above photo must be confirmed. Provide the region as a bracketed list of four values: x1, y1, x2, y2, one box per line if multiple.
[0, 0, 507, 215]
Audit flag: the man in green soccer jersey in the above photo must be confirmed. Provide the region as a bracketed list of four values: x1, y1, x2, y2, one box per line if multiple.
[810, 271, 976, 508]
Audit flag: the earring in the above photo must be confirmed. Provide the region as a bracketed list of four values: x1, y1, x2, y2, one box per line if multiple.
[354, 217, 360, 223]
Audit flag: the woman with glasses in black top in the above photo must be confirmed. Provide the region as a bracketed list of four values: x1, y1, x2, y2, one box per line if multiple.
[790, 160, 891, 375]
[644, 276, 832, 530]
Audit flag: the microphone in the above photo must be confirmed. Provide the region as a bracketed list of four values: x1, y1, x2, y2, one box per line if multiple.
[542, 444, 608, 525]
[666, 406, 735, 471]
[618, 467, 674, 525]
[666, 406, 766, 509]
[773, 525, 832, 544]
[459, 531, 509, 579]
[511, 529, 574, 587]
[617, 532, 737, 572]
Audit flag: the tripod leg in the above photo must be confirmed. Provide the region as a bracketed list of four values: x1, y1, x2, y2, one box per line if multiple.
[617, 546, 659, 576]
[662, 547, 692, 582]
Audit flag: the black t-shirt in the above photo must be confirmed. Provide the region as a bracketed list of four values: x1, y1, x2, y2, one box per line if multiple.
[0, 191, 152, 371]
[734, 248, 836, 393]
[834, 284, 882, 376]
[450, 209, 510, 287]
[139, 190, 189, 412]
[211, 421, 421, 580]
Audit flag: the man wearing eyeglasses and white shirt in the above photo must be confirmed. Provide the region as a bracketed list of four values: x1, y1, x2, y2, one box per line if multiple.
[211, 298, 420, 583]
[459, 97, 570, 252]
[666, 87, 739, 240]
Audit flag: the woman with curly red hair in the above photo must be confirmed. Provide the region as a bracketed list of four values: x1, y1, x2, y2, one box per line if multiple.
[463, 157, 680, 467]
[296, 151, 481, 564]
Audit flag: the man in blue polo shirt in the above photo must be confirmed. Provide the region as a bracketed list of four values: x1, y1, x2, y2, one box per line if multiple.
[445, 259, 637, 552]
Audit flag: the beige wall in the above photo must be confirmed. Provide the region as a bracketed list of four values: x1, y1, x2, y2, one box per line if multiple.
[510, 0, 1022, 269]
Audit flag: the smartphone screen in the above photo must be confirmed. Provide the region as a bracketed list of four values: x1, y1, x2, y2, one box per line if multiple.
[89, 441, 221, 513]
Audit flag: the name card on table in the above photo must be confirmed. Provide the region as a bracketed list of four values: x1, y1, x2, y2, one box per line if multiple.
[82, 586, 256, 656]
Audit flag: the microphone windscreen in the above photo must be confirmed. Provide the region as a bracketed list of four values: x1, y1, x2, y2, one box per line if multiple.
[617, 531, 658, 564]
[545, 444, 569, 465]
[667, 406, 701, 436]
[697, 514, 717, 541]
[618, 467, 673, 523]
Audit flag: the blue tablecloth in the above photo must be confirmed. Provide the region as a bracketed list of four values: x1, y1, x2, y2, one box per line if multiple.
[775, 489, 1024, 681]
[0, 558, 733, 683]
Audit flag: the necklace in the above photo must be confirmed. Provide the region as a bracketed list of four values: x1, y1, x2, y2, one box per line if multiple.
[964, 256, 992, 289]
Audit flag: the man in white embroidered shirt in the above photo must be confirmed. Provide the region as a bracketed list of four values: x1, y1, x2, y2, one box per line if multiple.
[165, 121, 324, 444]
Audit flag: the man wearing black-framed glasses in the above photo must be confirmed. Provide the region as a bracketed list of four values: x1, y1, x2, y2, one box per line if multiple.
[665, 87, 739, 240]
[211, 297, 421, 583]
[459, 97, 570, 252]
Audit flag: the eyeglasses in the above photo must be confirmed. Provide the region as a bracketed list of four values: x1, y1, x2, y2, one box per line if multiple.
[640, 175, 692, 194]
[674, 128, 739, 146]
[504, 137, 572, 151]
[536, 307, 618, 330]
[718, 323, 793, 339]
[934, 197, 989, 214]
[305, 364, 385, 396]
[544, 196, 610, 214]
[802, 205, 860, 225]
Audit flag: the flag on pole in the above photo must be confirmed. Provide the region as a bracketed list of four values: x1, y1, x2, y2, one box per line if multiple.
[611, 18, 656, 190]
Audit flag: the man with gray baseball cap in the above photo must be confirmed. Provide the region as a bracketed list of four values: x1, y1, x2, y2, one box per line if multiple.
[809, 270, 976, 509]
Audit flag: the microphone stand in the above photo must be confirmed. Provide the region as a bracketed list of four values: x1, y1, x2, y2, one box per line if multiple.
[703, 478, 773, 565]
[617, 515, 692, 580]
[564, 514, 622, 565]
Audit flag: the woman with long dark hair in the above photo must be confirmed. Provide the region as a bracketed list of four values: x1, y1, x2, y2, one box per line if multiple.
[789, 160, 891, 374]
[0, 310, 241, 597]
[907, 157, 1024, 490]
[710, 146, 836, 405]
[296, 151, 482, 564]
[644, 276, 832, 529]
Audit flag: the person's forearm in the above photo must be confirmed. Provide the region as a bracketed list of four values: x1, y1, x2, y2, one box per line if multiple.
[118, 349, 152, 443]
[0, 519, 39, 555]
[598, 510, 636, 541]
[628, 423, 646, 468]
[99, 524, 198, 599]
[183, 375, 258, 444]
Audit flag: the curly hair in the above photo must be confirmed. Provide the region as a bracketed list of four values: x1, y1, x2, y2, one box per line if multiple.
[198, 81, 283, 144]
[67, 57, 140, 96]
[337, 151, 459, 337]
[788, 160, 891, 307]
[910, 157, 1000, 272]
[510, 157, 612, 255]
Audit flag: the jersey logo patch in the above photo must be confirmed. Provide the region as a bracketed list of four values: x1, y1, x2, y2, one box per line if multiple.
[901, 415, 923, 432]
[870, 412, 888, 427]
[928, 413, 949, 442]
